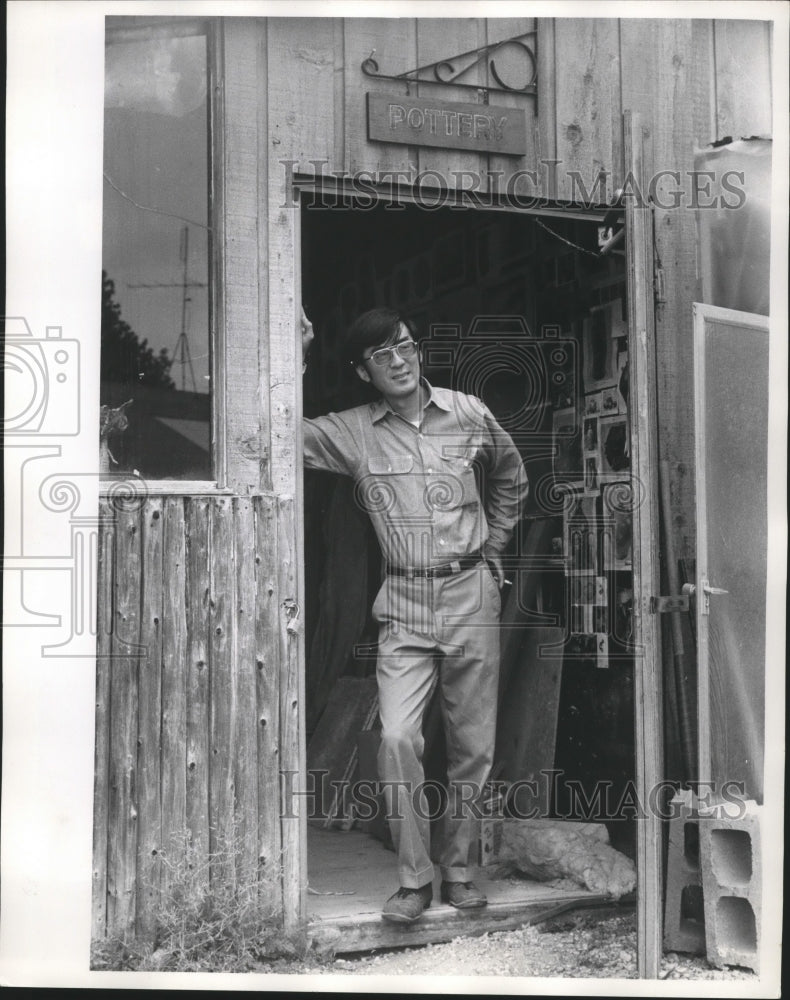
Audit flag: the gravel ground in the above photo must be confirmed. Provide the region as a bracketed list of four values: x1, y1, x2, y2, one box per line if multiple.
[287, 908, 758, 983]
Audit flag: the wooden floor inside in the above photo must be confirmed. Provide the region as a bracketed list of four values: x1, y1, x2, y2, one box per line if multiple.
[306, 825, 608, 953]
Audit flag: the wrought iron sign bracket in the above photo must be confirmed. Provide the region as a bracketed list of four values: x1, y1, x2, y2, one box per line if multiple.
[361, 30, 538, 110]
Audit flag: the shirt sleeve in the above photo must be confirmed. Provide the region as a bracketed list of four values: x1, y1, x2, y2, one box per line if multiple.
[303, 412, 361, 477]
[477, 403, 529, 554]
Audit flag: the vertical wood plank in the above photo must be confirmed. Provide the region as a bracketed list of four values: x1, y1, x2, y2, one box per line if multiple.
[343, 17, 419, 175]
[619, 18, 659, 170]
[267, 18, 338, 169]
[209, 496, 235, 886]
[536, 17, 558, 201]
[233, 496, 260, 889]
[688, 18, 716, 559]
[265, 19, 338, 498]
[185, 497, 211, 886]
[209, 20, 228, 490]
[160, 498, 188, 881]
[624, 111, 663, 979]
[254, 495, 282, 911]
[713, 20, 772, 140]
[265, 17, 303, 502]
[220, 20, 263, 492]
[277, 495, 303, 928]
[692, 19, 717, 147]
[333, 18, 346, 173]
[266, 166, 300, 501]
[651, 19, 707, 561]
[554, 19, 621, 203]
[416, 18, 487, 189]
[266, 253, 299, 498]
[485, 17, 539, 199]
[609, 19, 624, 194]
[91, 501, 114, 941]
[265, 19, 308, 928]
[136, 499, 164, 939]
[106, 504, 141, 938]
[257, 20, 273, 495]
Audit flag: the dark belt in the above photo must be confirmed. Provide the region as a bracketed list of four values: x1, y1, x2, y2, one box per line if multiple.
[387, 551, 484, 580]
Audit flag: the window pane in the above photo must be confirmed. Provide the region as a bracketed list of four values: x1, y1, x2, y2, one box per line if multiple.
[101, 25, 211, 480]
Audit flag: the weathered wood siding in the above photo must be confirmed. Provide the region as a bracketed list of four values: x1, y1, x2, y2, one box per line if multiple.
[92, 494, 290, 940]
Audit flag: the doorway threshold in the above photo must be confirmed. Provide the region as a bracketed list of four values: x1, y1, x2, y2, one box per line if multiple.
[306, 826, 610, 954]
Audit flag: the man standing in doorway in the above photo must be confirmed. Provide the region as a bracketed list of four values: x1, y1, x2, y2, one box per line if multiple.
[302, 307, 528, 923]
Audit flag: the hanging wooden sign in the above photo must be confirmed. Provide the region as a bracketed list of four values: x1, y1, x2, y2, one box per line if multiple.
[366, 93, 527, 156]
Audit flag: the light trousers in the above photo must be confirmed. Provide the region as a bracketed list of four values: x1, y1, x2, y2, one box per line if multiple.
[372, 563, 501, 888]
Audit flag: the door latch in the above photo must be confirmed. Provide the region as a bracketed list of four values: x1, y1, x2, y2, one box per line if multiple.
[678, 579, 728, 615]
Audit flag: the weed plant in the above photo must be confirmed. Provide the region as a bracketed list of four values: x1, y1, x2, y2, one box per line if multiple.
[91, 828, 320, 972]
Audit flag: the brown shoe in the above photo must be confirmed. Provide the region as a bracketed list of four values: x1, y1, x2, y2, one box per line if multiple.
[382, 884, 433, 923]
[440, 880, 487, 909]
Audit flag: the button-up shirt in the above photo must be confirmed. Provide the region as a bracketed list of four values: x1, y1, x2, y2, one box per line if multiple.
[304, 381, 528, 569]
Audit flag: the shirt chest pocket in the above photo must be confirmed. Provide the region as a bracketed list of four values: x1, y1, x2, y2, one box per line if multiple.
[367, 456, 414, 475]
[358, 455, 415, 514]
[428, 452, 480, 512]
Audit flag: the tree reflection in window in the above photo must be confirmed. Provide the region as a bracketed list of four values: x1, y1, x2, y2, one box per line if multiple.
[101, 24, 211, 480]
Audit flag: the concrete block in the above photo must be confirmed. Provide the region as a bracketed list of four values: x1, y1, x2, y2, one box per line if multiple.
[663, 790, 705, 955]
[698, 800, 761, 974]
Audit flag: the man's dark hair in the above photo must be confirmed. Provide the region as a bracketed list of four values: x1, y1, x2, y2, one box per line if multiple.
[344, 307, 418, 366]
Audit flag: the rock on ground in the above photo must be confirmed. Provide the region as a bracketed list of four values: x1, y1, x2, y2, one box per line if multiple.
[501, 819, 637, 899]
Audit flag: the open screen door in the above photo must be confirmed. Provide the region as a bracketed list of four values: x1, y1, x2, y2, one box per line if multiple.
[692, 304, 769, 803]
[623, 110, 663, 979]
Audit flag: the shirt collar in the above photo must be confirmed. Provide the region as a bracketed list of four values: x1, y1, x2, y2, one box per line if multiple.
[370, 378, 452, 423]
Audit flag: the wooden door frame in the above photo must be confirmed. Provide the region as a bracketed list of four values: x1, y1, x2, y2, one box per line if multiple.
[623, 109, 663, 979]
[286, 165, 663, 972]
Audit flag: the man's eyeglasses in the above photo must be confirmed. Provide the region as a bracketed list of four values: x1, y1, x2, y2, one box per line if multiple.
[363, 340, 418, 367]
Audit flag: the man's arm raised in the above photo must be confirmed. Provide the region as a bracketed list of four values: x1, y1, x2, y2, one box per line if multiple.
[300, 307, 360, 477]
